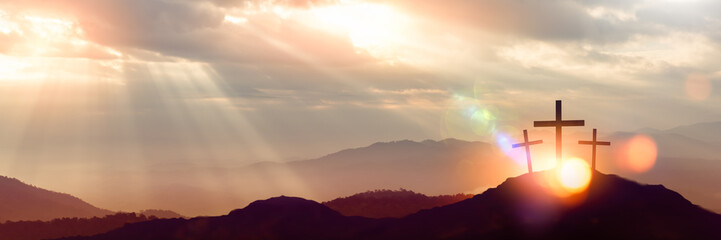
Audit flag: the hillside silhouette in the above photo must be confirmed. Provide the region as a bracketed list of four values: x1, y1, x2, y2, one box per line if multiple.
[60, 196, 383, 240]
[323, 189, 472, 218]
[62, 171, 721, 240]
[0, 176, 112, 222]
[0, 212, 170, 240]
[381, 170, 721, 239]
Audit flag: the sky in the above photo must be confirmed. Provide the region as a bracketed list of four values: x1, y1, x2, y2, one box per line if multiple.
[0, 0, 719, 213]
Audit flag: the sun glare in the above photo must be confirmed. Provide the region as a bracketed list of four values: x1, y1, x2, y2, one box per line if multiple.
[311, 2, 408, 58]
[539, 157, 593, 199]
[558, 158, 592, 193]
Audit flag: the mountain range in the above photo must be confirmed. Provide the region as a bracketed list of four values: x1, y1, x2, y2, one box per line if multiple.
[0, 176, 112, 222]
[0, 212, 162, 240]
[3, 121, 719, 218]
[61, 171, 721, 240]
[69, 122, 721, 216]
[124, 138, 519, 216]
[0, 176, 184, 224]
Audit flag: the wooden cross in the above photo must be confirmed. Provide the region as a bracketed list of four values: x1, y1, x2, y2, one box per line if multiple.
[533, 100, 585, 166]
[512, 129, 543, 173]
[578, 128, 610, 170]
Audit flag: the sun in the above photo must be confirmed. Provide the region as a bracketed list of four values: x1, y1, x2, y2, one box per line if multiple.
[557, 158, 592, 194]
[311, 2, 409, 58]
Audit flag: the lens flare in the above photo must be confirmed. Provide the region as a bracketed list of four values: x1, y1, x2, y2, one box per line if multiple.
[470, 108, 497, 136]
[441, 95, 500, 139]
[496, 133, 526, 166]
[622, 135, 658, 173]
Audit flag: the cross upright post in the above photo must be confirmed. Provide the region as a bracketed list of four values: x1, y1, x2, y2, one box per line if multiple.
[533, 100, 585, 167]
[579, 128, 611, 170]
[512, 129, 543, 173]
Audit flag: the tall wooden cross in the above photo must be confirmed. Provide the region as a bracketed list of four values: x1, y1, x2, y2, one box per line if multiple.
[512, 129, 543, 173]
[533, 100, 585, 166]
[578, 128, 611, 170]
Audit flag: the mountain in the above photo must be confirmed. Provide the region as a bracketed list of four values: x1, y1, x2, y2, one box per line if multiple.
[0, 176, 113, 222]
[0, 212, 161, 240]
[242, 139, 515, 199]
[663, 121, 721, 144]
[606, 121, 721, 160]
[322, 189, 472, 218]
[124, 138, 518, 216]
[63, 171, 721, 240]
[607, 130, 721, 160]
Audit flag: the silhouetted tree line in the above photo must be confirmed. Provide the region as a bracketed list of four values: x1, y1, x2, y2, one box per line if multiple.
[323, 189, 473, 218]
[0, 212, 165, 240]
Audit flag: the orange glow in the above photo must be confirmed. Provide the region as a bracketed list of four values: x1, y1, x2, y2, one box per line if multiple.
[685, 74, 712, 101]
[557, 158, 592, 194]
[622, 135, 658, 173]
[532, 158, 593, 201]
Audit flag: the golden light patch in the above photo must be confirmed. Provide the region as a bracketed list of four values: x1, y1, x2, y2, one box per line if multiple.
[311, 2, 409, 58]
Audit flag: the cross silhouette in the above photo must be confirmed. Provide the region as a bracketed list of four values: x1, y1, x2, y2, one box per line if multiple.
[579, 128, 611, 170]
[512, 129, 543, 173]
[533, 100, 585, 166]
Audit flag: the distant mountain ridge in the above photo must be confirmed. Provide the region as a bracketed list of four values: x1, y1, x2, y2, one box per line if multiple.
[64, 171, 721, 240]
[228, 138, 515, 208]
[0, 212, 162, 240]
[0, 176, 112, 222]
[322, 189, 472, 218]
[662, 121, 721, 144]
[82, 128, 721, 217]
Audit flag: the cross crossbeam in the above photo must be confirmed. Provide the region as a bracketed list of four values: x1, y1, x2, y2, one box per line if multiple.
[533, 100, 585, 166]
[579, 128, 611, 170]
[512, 129, 543, 173]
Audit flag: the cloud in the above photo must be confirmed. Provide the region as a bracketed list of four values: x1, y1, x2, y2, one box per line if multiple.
[0, 0, 371, 65]
[3, 0, 720, 65]
[0, 9, 122, 59]
[373, 0, 644, 43]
